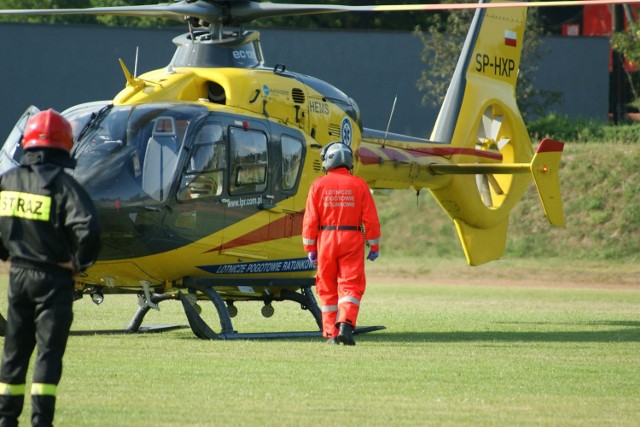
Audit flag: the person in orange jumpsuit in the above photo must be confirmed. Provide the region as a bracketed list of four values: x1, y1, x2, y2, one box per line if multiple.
[302, 142, 380, 346]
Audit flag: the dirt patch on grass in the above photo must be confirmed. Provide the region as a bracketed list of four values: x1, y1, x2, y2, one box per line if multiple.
[0, 258, 636, 290]
[366, 258, 640, 290]
[368, 274, 638, 290]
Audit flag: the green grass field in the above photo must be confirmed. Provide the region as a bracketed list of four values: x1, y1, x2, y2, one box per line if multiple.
[0, 142, 639, 425]
[0, 262, 638, 427]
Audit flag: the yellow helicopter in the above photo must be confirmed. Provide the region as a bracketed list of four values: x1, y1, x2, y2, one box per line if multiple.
[0, 0, 567, 339]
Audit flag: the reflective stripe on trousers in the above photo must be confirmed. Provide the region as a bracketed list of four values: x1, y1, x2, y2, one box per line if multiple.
[0, 383, 57, 397]
[31, 384, 57, 397]
[338, 296, 360, 306]
[0, 383, 25, 396]
[321, 305, 338, 312]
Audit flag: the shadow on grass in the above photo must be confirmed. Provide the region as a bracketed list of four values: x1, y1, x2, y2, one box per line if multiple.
[496, 320, 640, 328]
[594, 320, 640, 328]
[71, 325, 189, 336]
[361, 326, 640, 343]
[70, 322, 640, 343]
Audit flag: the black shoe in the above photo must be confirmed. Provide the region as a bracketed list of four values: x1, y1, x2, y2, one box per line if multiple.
[337, 323, 356, 346]
[326, 337, 339, 345]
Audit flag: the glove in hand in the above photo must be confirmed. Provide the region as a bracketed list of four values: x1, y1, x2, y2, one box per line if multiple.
[367, 250, 379, 261]
[308, 251, 318, 266]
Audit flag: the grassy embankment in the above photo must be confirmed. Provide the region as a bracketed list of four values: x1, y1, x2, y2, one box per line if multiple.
[370, 140, 640, 285]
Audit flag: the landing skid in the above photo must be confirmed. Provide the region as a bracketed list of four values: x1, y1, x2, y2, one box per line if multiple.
[124, 277, 385, 340]
[179, 277, 323, 340]
[175, 325, 385, 340]
[126, 292, 177, 332]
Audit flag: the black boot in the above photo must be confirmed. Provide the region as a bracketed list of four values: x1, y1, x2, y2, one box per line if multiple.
[326, 337, 339, 345]
[0, 394, 24, 427]
[31, 395, 55, 427]
[337, 323, 356, 346]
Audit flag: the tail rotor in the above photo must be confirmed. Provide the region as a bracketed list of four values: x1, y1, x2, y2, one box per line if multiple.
[474, 105, 513, 208]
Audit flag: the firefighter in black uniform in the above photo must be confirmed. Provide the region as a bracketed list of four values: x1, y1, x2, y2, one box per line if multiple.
[0, 109, 101, 427]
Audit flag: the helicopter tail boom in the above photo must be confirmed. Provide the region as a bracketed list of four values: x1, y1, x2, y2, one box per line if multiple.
[355, 1, 565, 265]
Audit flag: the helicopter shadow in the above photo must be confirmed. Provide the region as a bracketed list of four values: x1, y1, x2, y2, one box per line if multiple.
[69, 321, 640, 344]
[361, 321, 640, 344]
[494, 320, 640, 328]
[70, 324, 189, 336]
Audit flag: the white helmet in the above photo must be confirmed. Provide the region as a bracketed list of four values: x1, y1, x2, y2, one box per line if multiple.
[321, 142, 353, 171]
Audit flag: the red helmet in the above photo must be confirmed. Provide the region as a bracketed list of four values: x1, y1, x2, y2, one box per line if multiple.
[22, 109, 73, 153]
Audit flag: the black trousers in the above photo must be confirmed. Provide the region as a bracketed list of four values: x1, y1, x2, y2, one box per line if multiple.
[0, 266, 74, 427]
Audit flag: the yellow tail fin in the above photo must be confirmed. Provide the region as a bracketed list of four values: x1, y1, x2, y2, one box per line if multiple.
[530, 138, 565, 227]
[454, 217, 509, 266]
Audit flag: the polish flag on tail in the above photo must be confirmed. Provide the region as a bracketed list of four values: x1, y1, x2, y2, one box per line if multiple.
[504, 30, 517, 47]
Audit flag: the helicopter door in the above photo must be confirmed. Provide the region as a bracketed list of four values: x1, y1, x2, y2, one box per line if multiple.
[258, 131, 306, 262]
[219, 121, 271, 260]
[170, 118, 271, 261]
[171, 120, 228, 249]
[270, 133, 305, 229]
[0, 105, 39, 174]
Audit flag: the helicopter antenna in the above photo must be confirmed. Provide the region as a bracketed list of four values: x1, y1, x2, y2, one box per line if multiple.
[382, 94, 398, 149]
[134, 46, 139, 77]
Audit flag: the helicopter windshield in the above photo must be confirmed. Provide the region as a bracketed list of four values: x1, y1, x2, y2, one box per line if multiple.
[72, 103, 208, 206]
[62, 100, 111, 141]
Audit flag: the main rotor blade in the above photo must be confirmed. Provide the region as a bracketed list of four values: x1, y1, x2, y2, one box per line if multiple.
[0, 1, 222, 23]
[1, 0, 640, 26]
[325, 0, 640, 13]
[229, 0, 640, 22]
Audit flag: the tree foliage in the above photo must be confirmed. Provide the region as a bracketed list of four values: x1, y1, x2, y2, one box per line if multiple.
[0, 0, 177, 27]
[414, 7, 562, 120]
[612, 22, 640, 107]
[89, 0, 178, 28]
[0, 0, 439, 30]
[612, 18, 640, 66]
[0, 0, 94, 24]
[253, 0, 440, 30]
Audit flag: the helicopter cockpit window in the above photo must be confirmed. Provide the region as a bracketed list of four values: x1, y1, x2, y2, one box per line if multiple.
[62, 101, 111, 141]
[229, 127, 268, 195]
[178, 122, 226, 201]
[281, 135, 303, 191]
[71, 103, 207, 205]
[74, 106, 126, 158]
[0, 106, 36, 174]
